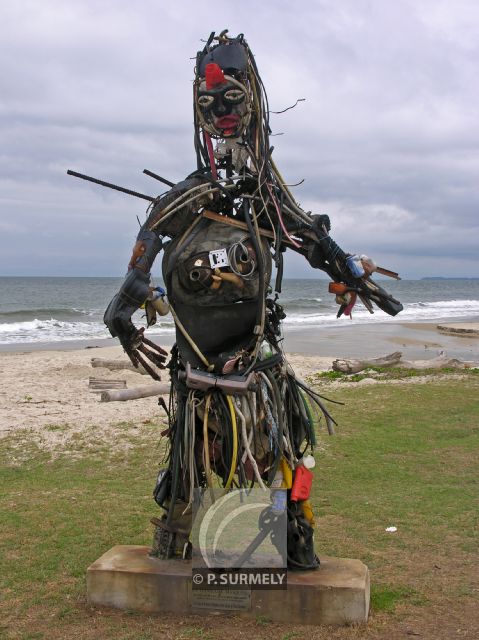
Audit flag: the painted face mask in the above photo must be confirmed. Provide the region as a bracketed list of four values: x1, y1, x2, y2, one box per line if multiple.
[195, 63, 252, 138]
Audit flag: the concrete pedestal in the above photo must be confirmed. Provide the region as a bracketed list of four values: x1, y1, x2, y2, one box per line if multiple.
[87, 545, 370, 626]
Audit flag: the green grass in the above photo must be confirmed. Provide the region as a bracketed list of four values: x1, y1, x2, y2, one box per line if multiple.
[370, 585, 421, 613]
[0, 427, 162, 615]
[310, 365, 479, 383]
[309, 378, 479, 617]
[0, 378, 478, 638]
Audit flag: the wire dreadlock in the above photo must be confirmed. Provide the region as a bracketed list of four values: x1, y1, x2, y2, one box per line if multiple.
[193, 31, 312, 243]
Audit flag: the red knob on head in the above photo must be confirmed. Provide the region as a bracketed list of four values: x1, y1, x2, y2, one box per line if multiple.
[205, 63, 226, 89]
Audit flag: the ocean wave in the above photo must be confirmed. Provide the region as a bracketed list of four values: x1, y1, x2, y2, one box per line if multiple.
[283, 298, 479, 328]
[0, 318, 109, 343]
[282, 299, 329, 313]
[0, 297, 478, 345]
[406, 299, 479, 310]
[0, 307, 96, 321]
[283, 296, 324, 304]
[0, 316, 176, 344]
[72, 307, 99, 317]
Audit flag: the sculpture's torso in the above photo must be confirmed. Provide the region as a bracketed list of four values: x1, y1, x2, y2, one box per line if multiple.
[162, 215, 272, 368]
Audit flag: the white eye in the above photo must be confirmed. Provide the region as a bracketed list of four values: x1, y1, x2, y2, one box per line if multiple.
[197, 95, 214, 110]
[223, 89, 245, 105]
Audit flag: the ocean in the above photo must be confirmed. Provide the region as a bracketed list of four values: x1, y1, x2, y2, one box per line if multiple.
[1, 276, 478, 348]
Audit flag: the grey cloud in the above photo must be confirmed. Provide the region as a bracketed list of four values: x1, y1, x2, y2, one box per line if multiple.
[1, 0, 478, 278]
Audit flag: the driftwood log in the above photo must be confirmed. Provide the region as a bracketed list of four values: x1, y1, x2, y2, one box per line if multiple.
[332, 351, 472, 374]
[332, 352, 402, 374]
[398, 351, 472, 370]
[89, 377, 126, 392]
[100, 383, 170, 403]
[91, 358, 150, 376]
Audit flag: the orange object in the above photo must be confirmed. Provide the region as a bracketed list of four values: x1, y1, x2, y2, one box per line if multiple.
[328, 282, 348, 295]
[215, 268, 245, 289]
[128, 241, 146, 270]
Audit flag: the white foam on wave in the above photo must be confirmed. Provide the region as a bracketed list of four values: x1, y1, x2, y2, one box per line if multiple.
[283, 298, 479, 328]
[407, 299, 479, 310]
[71, 307, 98, 317]
[0, 316, 177, 344]
[0, 298, 478, 344]
[0, 318, 109, 343]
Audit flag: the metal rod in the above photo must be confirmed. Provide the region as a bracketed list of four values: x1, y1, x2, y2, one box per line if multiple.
[143, 169, 175, 188]
[376, 266, 401, 280]
[67, 169, 155, 202]
[201, 209, 298, 247]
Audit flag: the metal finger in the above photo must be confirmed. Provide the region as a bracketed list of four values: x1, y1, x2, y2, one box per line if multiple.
[127, 349, 140, 368]
[138, 343, 167, 369]
[142, 336, 168, 356]
[135, 350, 161, 381]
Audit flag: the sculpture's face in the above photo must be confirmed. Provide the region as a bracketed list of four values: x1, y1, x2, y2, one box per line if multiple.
[195, 65, 251, 138]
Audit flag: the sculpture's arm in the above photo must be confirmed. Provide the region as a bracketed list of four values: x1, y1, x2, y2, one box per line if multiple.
[103, 174, 213, 376]
[297, 214, 403, 317]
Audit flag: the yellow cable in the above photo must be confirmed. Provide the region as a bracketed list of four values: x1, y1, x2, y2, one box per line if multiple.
[225, 395, 238, 491]
[203, 394, 213, 487]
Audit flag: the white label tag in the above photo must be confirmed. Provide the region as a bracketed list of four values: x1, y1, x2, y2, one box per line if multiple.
[209, 248, 229, 269]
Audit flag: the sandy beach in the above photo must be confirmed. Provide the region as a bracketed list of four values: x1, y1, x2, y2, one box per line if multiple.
[1, 320, 477, 448]
[0, 344, 334, 448]
[283, 320, 479, 361]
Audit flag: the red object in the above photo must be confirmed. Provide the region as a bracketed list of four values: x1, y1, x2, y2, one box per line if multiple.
[291, 465, 313, 502]
[215, 114, 241, 136]
[203, 132, 218, 180]
[215, 114, 240, 130]
[343, 291, 357, 316]
[205, 63, 226, 89]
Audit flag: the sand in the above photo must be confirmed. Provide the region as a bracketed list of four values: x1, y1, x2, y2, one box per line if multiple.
[284, 320, 479, 360]
[0, 345, 332, 448]
[2, 321, 477, 450]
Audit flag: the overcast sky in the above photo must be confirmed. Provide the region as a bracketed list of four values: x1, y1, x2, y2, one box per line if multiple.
[1, 0, 478, 279]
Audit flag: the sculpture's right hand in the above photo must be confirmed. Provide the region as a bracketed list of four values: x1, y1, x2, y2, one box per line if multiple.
[120, 324, 168, 379]
[103, 270, 168, 380]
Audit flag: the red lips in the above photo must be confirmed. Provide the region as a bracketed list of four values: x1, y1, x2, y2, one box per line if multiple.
[215, 114, 240, 130]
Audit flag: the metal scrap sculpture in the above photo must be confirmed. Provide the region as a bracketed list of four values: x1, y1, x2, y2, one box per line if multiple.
[76, 31, 403, 569]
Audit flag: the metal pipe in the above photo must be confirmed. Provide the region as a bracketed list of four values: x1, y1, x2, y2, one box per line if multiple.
[143, 169, 175, 188]
[67, 169, 155, 202]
